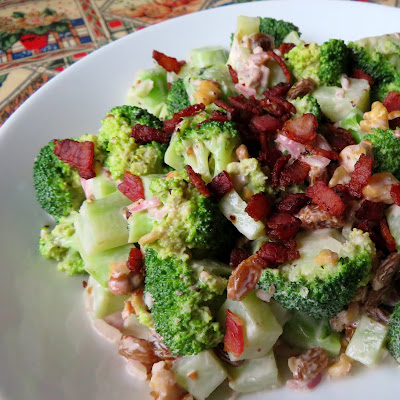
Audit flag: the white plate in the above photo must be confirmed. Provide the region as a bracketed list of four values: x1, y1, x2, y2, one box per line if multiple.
[1, 0, 400, 399]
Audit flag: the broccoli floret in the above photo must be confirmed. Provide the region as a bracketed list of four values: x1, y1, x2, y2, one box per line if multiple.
[290, 94, 322, 120]
[148, 171, 235, 260]
[165, 119, 241, 182]
[98, 105, 170, 179]
[340, 108, 366, 143]
[226, 157, 269, 194]
[33, 140, 85, 221]
[39, 212, 85, 275]
[144, 247, 227, 355]
[286, 40, 349, 86]
[166, 78, 190, 117]
[364, 128, 400, 179]
[258, 229, 376, 319]
[373, 74, 400, 101]
[259, 17, 300, 47]
[387, 301, 400, 364]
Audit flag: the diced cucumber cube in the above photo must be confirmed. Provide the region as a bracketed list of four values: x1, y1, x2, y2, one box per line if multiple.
[122, 314, 152, 340]
[269, 299, 292, 327]
[236, 16, 260, 39]
[85, 276, 128, 319]
[218, 291, 282, 361]
[82, 244, 132, 287]
[219, 191, 265, 240]
[190, 47, 229, 68]
[172, 350, 227, 400]
[140, 174, 165, 199]
[91, 170, 117, 199]
[346, 315, 388, 366]
[128, 211, 155, 243]
[227, 351, 280, 393]
[76, 190, 131, 255]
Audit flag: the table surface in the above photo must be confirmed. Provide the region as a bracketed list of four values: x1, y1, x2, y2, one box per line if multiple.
[0, 0, 397, 126]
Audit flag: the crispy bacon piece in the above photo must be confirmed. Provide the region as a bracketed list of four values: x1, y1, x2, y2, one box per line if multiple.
[355, 219, 387, 251]
[207, 171, 233, 200]
[214, 99, 236, 114]
[245, 193, 271, 221]
[184, 165, 210, 197]
[257, 242, 300, 264]
[346, 153, 373, 199]
[325, 124, 356, 153]
[230, 248, 250, 269]
[260, 96, 295, 119]
[250, 114, 283, 133]
[118, 172, 145, 202]
[228, 95, 264, 115]
[306, 181, 346, 216]
[279, 42, 296, 54]
[281, 113, 318, 144]
[197, 111, 229, 128]
[126, 247, 144, 274]
[355, 200, 386, 222]
[307, 146, 339, 160]
[279, 160, 311, 186]
[272, 154, 291, 186]
[390, 117, 400, 130]
[266, 50, 291, 83]
[162, 103, 206, 133]
[264, 82, 291, 98]
[267, 212, 302, 241]
[380, 218, 397, 253]
[227, 64, 239, 84]
[258, 146, 283, 171]
[390, 183, 400, 206]
[383, 91, 400, 113]
[131, 124, 170, 144]
[227, 254, 267, 300]
[53, 139, 96, 180]
[277, 193, 309, 214]
[352, 68, 374, 86]
[224, 310, 244, 358]
[152, 50, 185, 74]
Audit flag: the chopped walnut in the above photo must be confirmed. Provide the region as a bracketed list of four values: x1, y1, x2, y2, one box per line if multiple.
[360, 101, 389, 132]
[363, 172, 399, 204]
[328, 354, 353, 377]
[288, 348, 329, 381]
[314, 249, 339, 266]
[296, 204, 346, 230]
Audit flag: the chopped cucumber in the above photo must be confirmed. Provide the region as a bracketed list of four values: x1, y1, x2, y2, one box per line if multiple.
[219, 190, 265, 240]
[85, 276, 128, 319]
[140, 174, 165, 199]
[172, 350, 227, 400]
[340, 108, 366, 143]
[190, 47, 229, 68]
[386, 204, 400, 250]
[82, 244, 132, 287]
[218, 291, 282, 361]
[282, 312, 341, 357]
[200, 65, 238, 100]
[313, 78, 370, 122]
[75, 190, 131, 255]
[269, 299, 292, 327]
[90, 169, 117, 199]
[128, 211, 155, 243]
[122, 313, 152, 340]
[235, 16, 260, 40]
[227, 351, 280, 393]
[346, 315, 388, 366]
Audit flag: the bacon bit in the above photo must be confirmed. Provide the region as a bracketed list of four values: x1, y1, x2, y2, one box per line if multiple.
[390, 183, 400, 206]
[272, 154, 291, 186]
[207, 171, 233, 200]
[264, 82, 291, 98]
[266, 212, 302, 241]
[127, 247, 144, 274]
[260, 96, 295, 118]
[380, 218, 397, 252]
[82, 280, 88, 288]
[227, 64, 239, 84]
[118, 172, 145, 202]
[53, 139, 96, 180]
[152, 50, 185, 74]
[352, 68, 374, 86]
[281, 114, 318, 144]
[383, 91, 400, 113]
[355, 200, 386, 222]
[250, 114, 283, 133]
[214, 99, 236, 114]
[325, 124, 357, 153]
[230, 248, 250, 269]
[162, 103, 206, 133]
[306, 181, 346, 216]
[131, 124, 170, 144]
[245, 193, 271, 221]
[277, 193, 310, 214]
[224, 310, 244, 358]
[266, 50, 291, 83]
[258, 146, 283, 171]
[279, 42, 296, 54]
[228, 94, 264, 115]
[308, 146, 339, 160]
[257, 242, 298, 264]
[184, 165, 210, 197]
[346, 153, 374, 199]
[227, 254, 268, 300]
[279, 160, 311, 186]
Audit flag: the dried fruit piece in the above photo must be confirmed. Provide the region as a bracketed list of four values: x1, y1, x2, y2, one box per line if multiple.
[229, 248, 250, 269]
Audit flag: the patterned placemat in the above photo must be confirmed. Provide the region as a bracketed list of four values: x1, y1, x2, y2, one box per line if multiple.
[0, 0, 397, 125]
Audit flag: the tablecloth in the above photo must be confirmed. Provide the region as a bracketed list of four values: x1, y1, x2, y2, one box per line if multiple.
[0, 0, 397, 125]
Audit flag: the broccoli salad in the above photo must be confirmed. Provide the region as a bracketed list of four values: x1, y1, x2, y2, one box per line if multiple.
[34, 15, 400, 399]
